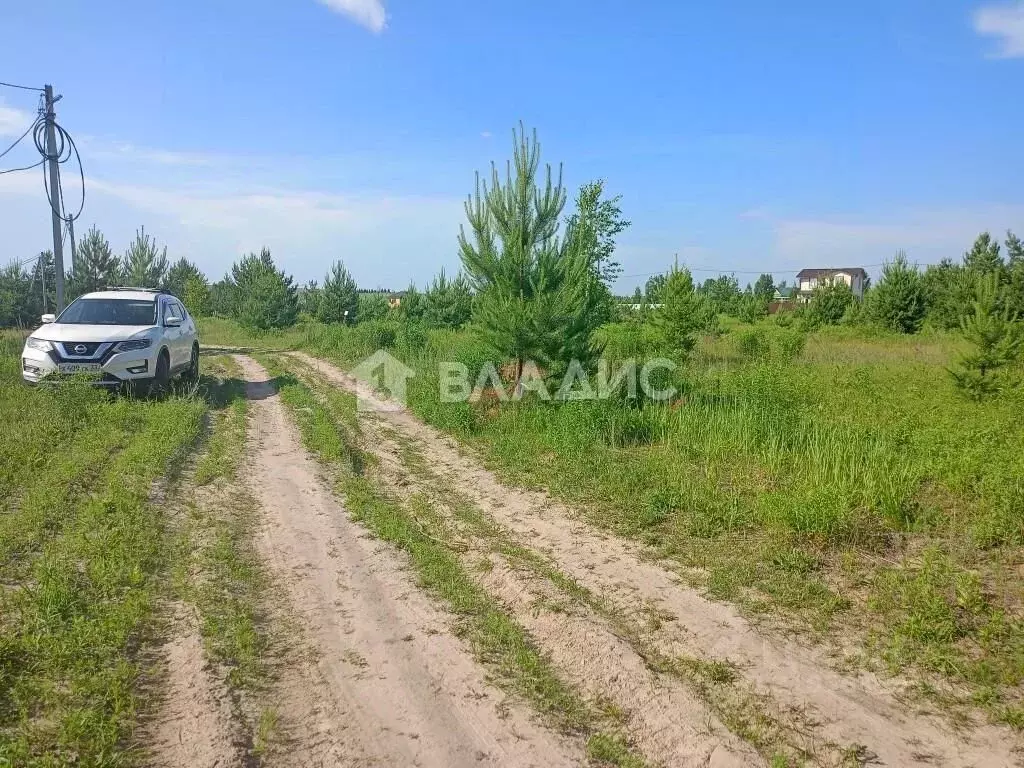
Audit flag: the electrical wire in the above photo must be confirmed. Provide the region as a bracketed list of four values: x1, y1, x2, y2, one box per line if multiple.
[0, 158, 43, 174]
[0, 80, 43, 92]
[0, 116, 40, 160]
[619, 262, 889, 280]
[32, 112, 85, 223]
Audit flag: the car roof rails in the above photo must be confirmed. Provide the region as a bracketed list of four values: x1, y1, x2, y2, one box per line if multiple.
[104, 286, 170, 294]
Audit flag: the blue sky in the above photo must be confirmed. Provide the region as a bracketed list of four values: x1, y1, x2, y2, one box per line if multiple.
[1, 0, 1022, 291]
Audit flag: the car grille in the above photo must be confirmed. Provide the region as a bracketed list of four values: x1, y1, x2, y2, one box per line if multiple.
[60, 341, 102, 357]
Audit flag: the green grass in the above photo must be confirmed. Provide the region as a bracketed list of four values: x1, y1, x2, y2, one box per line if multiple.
[200, 318, 1024, 728]
[174, 355, 270, 694]
[0, 336, 206, 765]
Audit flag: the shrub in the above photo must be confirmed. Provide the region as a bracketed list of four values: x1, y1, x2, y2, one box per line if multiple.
[736, 328, 770, 361]
[774, 329, 807, 361]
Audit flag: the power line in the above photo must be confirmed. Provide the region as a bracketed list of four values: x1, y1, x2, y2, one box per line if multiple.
[620, 263, 889, 280]
[0, 116, 40, 160]
[0, 158, 43, 174]
[0, 79, 44, 92]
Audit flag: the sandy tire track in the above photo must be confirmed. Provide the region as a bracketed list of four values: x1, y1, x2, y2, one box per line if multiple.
[234, 354, 582, 768]
[290, 350, 1024, 768]
[142, 601, 248, 768]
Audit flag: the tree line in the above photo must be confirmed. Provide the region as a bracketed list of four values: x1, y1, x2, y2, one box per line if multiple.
[0, 225, 478, 333]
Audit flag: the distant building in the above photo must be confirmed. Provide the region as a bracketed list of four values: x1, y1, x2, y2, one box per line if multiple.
[387, 292, 405, 309]
[773, 286, 795, 302]
[796, 268, 867, 301]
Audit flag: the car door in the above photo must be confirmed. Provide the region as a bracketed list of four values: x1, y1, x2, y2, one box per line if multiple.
[174, 300, 194, 365]
[161, 298, 184, 370]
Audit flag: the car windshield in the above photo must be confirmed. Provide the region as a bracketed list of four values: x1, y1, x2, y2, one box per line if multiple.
[57, 298, 157, 326]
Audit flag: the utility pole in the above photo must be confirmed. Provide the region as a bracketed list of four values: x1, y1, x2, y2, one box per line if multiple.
[43, 85, 65, 312]
[39, 252, 47, 314]
[68, 219, 77, 277]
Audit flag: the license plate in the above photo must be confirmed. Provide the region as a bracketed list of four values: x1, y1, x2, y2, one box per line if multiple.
[58, 363, 102, 374]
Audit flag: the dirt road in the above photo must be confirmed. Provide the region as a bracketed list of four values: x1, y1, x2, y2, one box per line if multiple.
[287, 350, 1024, 768]
[233, 355, 582, 767]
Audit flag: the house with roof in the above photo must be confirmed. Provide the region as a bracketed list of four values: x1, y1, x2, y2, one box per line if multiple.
[796, 268, 868, 301]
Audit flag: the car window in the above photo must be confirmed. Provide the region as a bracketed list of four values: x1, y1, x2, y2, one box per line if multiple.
[57, 298, 157, 326]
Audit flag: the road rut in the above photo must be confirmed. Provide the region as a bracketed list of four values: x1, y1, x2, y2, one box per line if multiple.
[234, 354, 581, 768]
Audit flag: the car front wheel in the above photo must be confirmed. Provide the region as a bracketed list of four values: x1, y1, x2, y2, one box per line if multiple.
[183, 344, 200, 383]
[150, 350, 171, 398]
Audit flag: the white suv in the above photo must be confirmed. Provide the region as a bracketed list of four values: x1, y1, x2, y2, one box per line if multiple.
[21, 288, 200, 392]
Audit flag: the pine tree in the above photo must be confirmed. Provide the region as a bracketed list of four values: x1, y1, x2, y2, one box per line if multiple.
[807, 281, 853, 326]
[458, 124, 603, 385]
[166, 257, 206, 299]
[950, 274, 1023, 400]
[230, 248, 298, 329]
[0, 261, 35, 328]
[963, 232, 1004, 276]
[1006, 230, 1024, 319]
[922, 258, 973, 330]
[68, 226, 120, 298]
[654, 265, 715, 357]
[423, 269, 473, 329]
[397, 283, 425, 323]
[122, 226, 169, 288]
[28, 251, 57, 316]
[299, 279, 322, 318]
[869, 252, 926, 333]
[357, 292, 390, 323]
[317, 260, 359, 324]
[753, 273, 775, 302]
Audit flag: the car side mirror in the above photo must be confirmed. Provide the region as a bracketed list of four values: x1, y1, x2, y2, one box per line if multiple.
[164, 315, 183, 327]
[40, 314, 56, 324]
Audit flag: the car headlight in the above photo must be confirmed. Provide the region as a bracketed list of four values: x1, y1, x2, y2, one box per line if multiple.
[24, 338, 53, 352]
[115, 338, 153, 352]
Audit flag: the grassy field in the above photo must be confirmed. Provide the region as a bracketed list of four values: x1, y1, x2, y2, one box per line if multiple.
[0, 331, 271, 765]
[200, 316, 1024, 729]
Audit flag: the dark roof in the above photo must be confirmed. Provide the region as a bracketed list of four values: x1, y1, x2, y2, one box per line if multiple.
[774, 286, 795, 298]
[796, 267, 868, 279]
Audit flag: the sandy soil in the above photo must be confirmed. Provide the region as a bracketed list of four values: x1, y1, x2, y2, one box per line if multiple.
[143, 602, 247, 768]
[290, 350, 1024, 768]
[234, 354, 583, 768]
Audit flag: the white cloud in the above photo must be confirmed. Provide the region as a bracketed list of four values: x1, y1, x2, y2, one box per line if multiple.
[480, 131, 492, 139]
[769, 205, 1024, 270]
[85, 141, 219, 167]
[0, 159, 462, 287]
[0, 103, 35, 138]
[973, 2, 1024, 58]
[315, 0, 387, 33]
